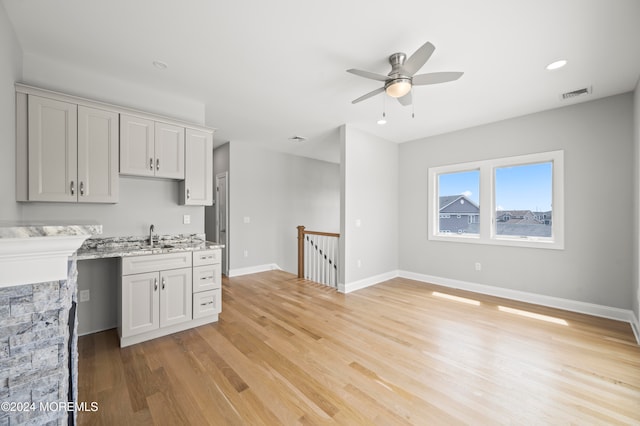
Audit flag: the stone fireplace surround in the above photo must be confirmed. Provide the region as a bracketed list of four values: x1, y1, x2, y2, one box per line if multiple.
[0, 222, 100, 425]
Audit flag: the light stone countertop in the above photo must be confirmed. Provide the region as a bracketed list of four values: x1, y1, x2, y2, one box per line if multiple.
[76, 233, 224, 260]
[0, 221, 102, 239]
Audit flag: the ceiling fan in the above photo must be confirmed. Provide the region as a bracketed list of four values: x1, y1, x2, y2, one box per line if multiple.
[347, 41, 463, 106]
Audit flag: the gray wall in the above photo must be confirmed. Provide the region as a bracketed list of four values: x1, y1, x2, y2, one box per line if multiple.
[340, 125, 398, 288]
[20, 177, 204, 238]
[77, 258, 119, 335]
[0, 2, 22, 221]
[229, 141, 340, 275]
[399, 93, 634, 310]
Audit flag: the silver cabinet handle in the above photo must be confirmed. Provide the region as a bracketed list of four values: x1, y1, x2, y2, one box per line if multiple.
[149, 158, 154, 171]
[156, 158, 160, 171]
[200, 276, 214, 280]
[70, 181, 75, 196]
[154, 278, 158, 291]
[80, 181, 85, 196]
[201, 301, 214, 306]
[162, 277, 166, 290]
[200, 255, 214, 260]
[187, 188, 190, 199]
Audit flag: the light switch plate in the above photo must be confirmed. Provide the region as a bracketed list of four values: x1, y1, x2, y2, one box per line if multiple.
[183, 214, 191, 224]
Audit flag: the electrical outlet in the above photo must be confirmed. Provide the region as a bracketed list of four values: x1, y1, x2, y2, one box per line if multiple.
[357, 259, 362, 268]
[475, 262, 482, 272]
[79, 289, 90, 302]
[183, 214, 191, 224]
[244, 249, 249, 258]
[243, 216, 251, 224]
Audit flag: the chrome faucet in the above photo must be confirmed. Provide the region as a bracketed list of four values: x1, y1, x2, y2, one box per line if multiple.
[149, 224, 155, 247]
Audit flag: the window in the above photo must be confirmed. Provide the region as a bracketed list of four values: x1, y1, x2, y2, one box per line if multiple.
[437, 170, 480, 236]
[428, 151, 564, 249]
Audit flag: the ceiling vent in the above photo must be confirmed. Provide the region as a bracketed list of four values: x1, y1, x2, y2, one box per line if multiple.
[560, 86, 592, 100]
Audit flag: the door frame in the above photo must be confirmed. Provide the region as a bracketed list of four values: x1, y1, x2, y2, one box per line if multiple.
[215, 172, 229, 276]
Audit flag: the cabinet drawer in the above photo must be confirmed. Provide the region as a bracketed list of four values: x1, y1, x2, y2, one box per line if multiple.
[193, 288, 221, 319]
[193, 264, 221, 292]
[122, 252, 192, 275]
[193, 248, 221, 266]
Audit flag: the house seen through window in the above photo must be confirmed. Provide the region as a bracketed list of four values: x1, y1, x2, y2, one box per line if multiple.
[429, 151, 564, 249]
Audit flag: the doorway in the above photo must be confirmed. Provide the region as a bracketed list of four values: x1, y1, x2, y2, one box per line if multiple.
[215, 172, 229, 276]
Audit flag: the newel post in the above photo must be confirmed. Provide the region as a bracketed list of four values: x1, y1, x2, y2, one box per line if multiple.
[297, 226, 305, 278]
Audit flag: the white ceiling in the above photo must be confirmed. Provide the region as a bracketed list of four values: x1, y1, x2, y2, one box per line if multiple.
[3, 0, 640, 163]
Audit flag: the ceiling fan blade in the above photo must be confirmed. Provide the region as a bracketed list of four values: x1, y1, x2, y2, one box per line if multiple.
[351, 87, 385, 104]
[412, 71, 464, 85]
[347, 69, 389, 82]
[397, 91, 412, 106]
[401, 41, 435, 76]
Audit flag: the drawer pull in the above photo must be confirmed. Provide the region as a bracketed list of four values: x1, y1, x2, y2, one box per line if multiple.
[200, 301, 214, 306]
[200, 276, 214, 280]
[200, 255, 214, 260]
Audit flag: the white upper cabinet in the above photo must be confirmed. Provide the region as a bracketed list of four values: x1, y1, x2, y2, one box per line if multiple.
[28, 96, 78, 202]
[180, 128, 213, 206]
[25, 95, 118, 203]
[120, 115, 185, 179]
[119, 115, 155, 177]
[155, 122, 185, 179]
[16, 84, 215, 205]
[77, 106, 119, 203]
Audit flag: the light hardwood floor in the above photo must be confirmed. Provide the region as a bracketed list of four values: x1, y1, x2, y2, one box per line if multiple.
[78, 271, 640, 425]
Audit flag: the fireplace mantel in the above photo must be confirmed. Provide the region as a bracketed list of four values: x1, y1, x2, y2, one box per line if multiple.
[0, 221, 101, 287]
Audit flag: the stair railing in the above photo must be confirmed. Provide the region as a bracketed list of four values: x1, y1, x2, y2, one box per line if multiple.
[297, 226, 340, 288]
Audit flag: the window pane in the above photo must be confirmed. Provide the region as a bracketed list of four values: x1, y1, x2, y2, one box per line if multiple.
[438, 170, 480, 235]
[495, 162, 552, 238]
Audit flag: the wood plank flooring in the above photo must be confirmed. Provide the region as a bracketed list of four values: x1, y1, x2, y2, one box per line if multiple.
[78, 271, 640, 425]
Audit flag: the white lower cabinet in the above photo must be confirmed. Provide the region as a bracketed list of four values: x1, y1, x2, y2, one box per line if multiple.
[192, 248, 222, 319]
[118, 249, 222, 347]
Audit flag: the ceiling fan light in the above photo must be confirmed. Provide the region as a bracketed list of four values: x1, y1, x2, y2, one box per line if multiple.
[385, 79, 411, 98]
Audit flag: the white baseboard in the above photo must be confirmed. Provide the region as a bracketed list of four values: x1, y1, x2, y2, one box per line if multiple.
[631, 312, 640, 344]
[339, 270, 399, 293]
[228, 263, 281, 277]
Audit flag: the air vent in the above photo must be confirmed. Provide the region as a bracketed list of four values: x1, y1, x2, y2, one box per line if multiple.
[289, 135, 307, 142]
[560, 86, 592, 100]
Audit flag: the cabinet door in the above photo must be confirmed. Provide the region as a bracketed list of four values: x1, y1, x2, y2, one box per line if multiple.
[181, 128, 213, 205]
[77, 106, 119, 203]
[160, 268, 193, 328]
[122, 272, 160, 337]
[28, 95, 77, 202]
[120, 114, 155, 176]
[155, 122, 185, 179]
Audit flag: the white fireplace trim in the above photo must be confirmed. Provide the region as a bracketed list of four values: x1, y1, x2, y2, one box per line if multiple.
[0, 235, 90, 287]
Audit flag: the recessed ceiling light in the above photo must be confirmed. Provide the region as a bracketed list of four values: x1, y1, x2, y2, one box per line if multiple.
[546, 59, 567, 70]
[152, 60, 168, 70]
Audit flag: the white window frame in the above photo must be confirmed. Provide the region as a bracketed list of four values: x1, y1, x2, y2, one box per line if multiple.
[428, 150, 564, 250]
